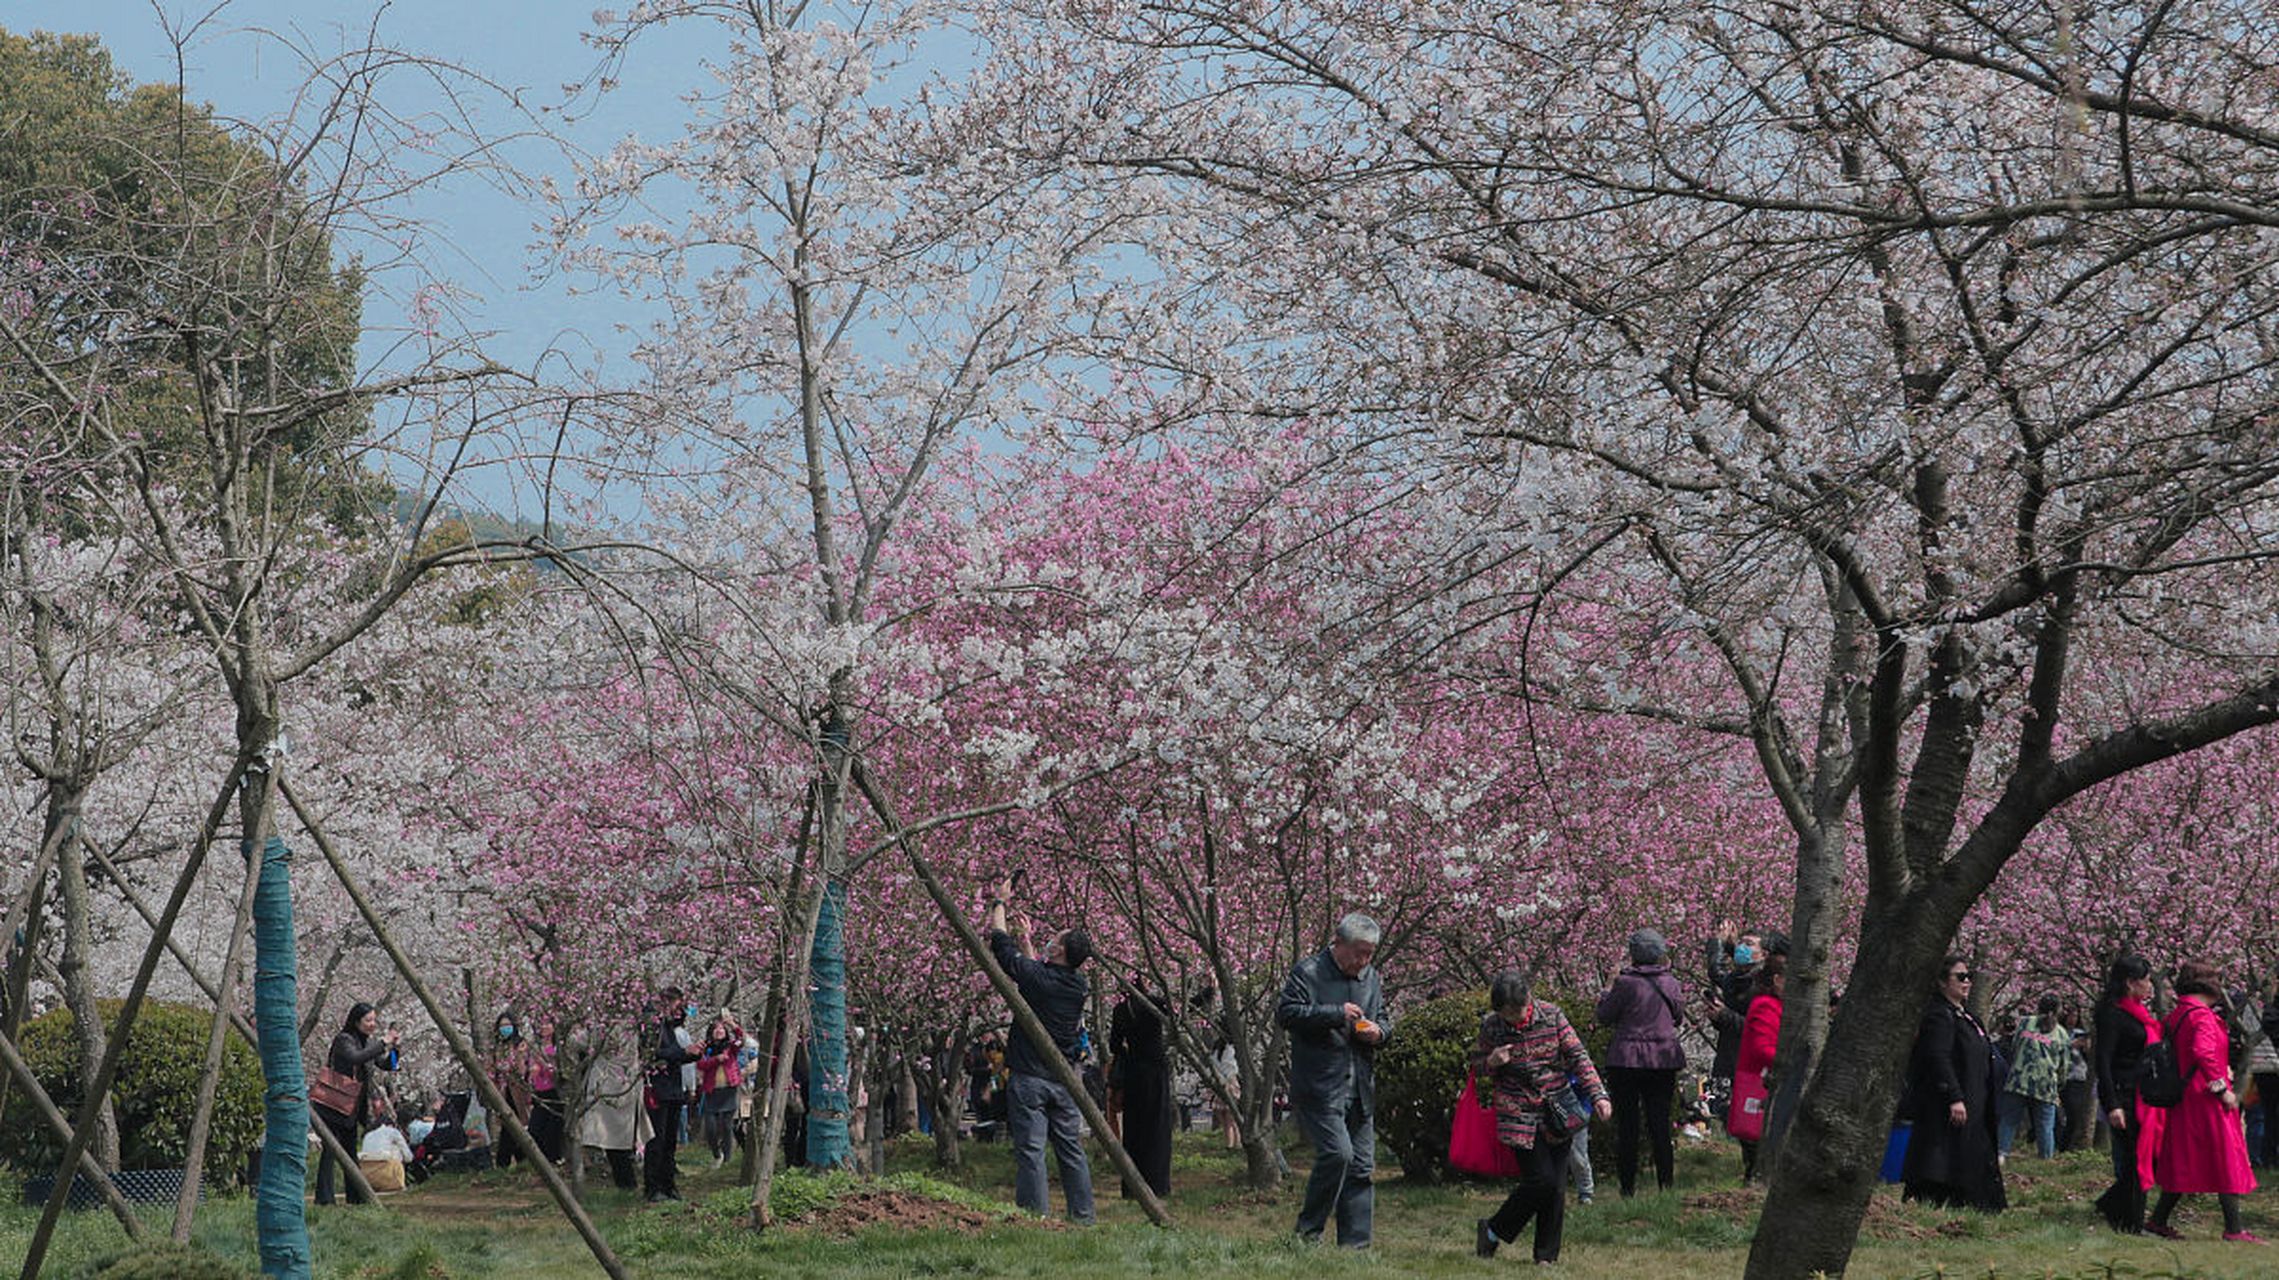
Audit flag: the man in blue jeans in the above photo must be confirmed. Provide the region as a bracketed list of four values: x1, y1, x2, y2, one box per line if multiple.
[986, 878, 1095, 1224]
[1277, 912, 1391, 1247]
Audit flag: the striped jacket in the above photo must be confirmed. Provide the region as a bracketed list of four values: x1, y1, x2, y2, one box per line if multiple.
[1467, 1003, 1606, 1151]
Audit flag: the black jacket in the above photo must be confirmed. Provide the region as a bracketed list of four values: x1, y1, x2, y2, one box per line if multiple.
[326, 1029, 395, 1125]
[2094, 1000, 2151, 1113]
[647, 1018, 697, 1103]
[1901, 998, 2006, 1212]
[1276, 946, 1389, 1110]
[989, 929, 1089, 1078]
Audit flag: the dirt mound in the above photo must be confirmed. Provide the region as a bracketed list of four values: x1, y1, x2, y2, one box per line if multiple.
[788, 1188, 1009, 1237]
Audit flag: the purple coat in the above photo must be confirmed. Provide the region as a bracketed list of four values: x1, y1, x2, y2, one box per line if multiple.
[1594, 965, 1687, 1070]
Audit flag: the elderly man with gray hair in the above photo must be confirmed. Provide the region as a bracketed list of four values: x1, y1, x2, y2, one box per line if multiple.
[1276, 912, 1390, 1247]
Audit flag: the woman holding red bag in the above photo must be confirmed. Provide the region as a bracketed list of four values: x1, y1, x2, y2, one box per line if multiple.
[1726, 955, 1785, 1182]
[1469, 969, 1612, 1266]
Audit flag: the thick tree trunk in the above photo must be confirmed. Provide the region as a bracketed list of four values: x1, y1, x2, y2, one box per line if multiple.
[1745, 905, 1956, 1280]
[806, 876, 854, 1168]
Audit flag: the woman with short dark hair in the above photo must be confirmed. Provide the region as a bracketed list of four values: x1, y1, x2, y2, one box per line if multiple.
[1470, 969, 1612, 1265]
[2148, 960, 2259, 1241]
[1900, 957, 2005, 1212]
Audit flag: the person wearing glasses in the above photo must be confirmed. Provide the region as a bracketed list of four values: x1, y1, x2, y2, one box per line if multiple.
[1901, 957, 2007, 1212]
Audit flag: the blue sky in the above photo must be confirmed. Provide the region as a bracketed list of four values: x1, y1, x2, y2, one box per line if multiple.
[11, 3, 713, 373]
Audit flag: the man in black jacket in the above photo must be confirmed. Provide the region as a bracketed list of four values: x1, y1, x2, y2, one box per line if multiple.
[987, 878, 1096, 1224]
[644, 986, 698, 1202]
[1277, 912, 1389, 1247]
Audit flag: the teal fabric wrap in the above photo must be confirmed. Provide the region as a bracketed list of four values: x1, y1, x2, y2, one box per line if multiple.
[805, 878, 851, 1168]
[252, 836, 312, 1277]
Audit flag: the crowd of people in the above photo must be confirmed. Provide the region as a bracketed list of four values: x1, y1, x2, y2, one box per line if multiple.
[293, 900, 2279, 1264]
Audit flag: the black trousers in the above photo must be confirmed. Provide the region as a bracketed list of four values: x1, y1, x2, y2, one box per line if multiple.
[2095, 1111, 2144, 1231]
[601, 1146, 637, 1189]
[313, 1107, 368, 1206]
[1487, 1136, 1570, 1263]
[644, 1100, 682, 1198]
[2257, 1073, 2279, 1167]
[1605, 1066, 1677, 1195]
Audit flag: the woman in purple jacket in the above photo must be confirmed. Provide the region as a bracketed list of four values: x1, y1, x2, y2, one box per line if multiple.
[1595, 929, 1687, 1196]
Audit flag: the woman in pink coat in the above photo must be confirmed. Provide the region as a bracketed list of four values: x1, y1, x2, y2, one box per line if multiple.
[2150, 960, 2259, 1242]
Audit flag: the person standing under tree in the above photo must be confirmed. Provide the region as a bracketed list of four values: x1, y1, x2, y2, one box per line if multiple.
[643, 987, 698, 1203]
[1276, 912, 1391, 1248]
[314, 1002, 399, 1207]
[985, 876, 1096, 1224]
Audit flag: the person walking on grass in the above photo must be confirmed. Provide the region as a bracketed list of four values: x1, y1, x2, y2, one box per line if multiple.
[1277, 912, 1390, 1248]
[1997, 995, 2068, 1161]
[2094, 954, 2164, 1233]
[643, 987, 698, 1203]
[986, 876, 1096, 1225]
[2147, 960, 2260, 1243]
[1472, 968, 1613, 1266]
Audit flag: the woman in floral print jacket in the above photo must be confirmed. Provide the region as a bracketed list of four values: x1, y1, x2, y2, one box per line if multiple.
[1468, 969, 1613, 1265]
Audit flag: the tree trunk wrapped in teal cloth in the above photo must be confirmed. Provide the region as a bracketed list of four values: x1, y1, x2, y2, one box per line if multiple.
[252, 837, 312, 1278]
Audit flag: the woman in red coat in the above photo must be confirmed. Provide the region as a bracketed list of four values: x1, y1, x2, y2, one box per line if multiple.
[1726, 955, 1783, 1182]
[2150, 960, 2259, 1242]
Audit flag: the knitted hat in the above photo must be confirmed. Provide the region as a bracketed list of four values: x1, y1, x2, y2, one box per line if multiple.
[1628, 929, 1668, 966]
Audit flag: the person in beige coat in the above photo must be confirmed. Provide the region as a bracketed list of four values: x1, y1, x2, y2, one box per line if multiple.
[576, 1034, 652, 1191]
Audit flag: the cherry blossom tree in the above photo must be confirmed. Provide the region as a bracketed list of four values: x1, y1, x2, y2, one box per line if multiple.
[995, 3, 2279, 1273]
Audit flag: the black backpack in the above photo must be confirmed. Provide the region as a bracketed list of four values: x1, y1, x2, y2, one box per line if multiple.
[2135, 1037, 2186, 1108]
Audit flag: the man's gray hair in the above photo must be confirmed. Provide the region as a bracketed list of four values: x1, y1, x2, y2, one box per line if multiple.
[1334, 913, 1382, 946]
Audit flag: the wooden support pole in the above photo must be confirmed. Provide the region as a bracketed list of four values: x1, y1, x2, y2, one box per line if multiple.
[0, 1025, 147, 1240]
[280, 777, 630, 1280]
[80, 837, 377, 1206]
[172, 829, 265, 1241]
[850, 761, 1171, 1227]
[18, 757, 249, 1280]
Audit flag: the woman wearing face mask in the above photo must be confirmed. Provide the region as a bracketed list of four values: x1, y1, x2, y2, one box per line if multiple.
[491, 1013, 538, 1169]
[1901, 957, 2006, 1212]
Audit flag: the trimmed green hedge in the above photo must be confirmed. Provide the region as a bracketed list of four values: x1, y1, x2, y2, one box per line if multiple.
[0, 999, 263, 1184]
[1375, 988, 1490, 1180]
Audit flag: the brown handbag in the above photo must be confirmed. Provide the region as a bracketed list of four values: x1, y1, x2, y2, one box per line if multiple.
[309, 1064, 363, 1118]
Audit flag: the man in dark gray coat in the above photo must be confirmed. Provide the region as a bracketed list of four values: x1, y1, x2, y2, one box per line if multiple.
[1277, 912, 1390, 1247]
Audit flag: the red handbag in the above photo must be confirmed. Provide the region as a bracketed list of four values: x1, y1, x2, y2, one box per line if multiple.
[1448, 1073, 1523, 1177]
[1727, 1069, 1769, 1142]
[309, 1065, 363, 1119]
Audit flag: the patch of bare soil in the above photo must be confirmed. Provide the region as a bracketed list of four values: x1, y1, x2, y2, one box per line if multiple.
[1679, 1187, 1763, 1216]
[786, 1188, 1009, 1237]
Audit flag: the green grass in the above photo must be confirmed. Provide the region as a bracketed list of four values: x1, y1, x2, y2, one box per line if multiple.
[4, 1131, 2278, 1277]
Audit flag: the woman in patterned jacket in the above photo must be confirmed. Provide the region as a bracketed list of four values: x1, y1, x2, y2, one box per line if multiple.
[1469, 969, 1613, 1266]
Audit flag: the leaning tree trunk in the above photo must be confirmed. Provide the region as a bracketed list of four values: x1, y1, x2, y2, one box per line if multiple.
[48, 792, 120, 1171]
[1745, 893, 1971, 1280]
